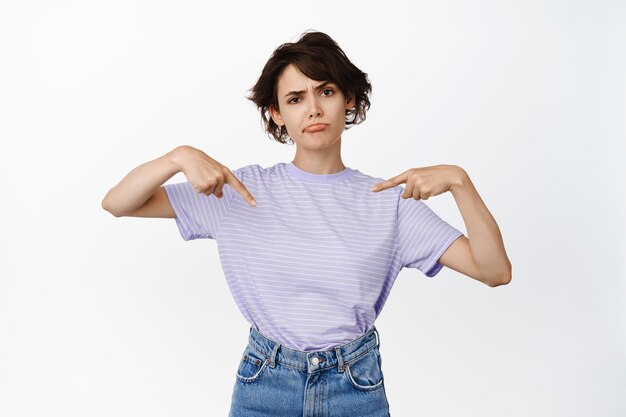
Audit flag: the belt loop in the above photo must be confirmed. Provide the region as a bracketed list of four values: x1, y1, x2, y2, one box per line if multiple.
[270, 342, 280, 368]
[335, 347, 345, 373]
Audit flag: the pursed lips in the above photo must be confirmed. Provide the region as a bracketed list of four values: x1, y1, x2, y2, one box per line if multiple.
[304, 123, 328, 133]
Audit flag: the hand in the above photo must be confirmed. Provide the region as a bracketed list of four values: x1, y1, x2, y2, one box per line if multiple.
[172, 145, 257, 207]
[370, 164, 465, 200]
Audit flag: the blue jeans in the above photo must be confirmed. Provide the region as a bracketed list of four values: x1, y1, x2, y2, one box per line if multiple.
[228, 326, 391, 417]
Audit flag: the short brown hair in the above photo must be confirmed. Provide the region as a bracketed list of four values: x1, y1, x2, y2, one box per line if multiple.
[246, 30, 372, 145]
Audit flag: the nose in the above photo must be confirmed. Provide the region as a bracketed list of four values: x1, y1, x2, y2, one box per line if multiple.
[308, 95, 323, 118]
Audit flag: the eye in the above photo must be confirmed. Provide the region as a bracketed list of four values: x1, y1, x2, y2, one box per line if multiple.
[288, 88, 335, 104]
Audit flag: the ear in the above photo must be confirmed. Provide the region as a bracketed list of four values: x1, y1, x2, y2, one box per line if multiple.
[345, 93, 356, 110]
[269, 104, 284, 126]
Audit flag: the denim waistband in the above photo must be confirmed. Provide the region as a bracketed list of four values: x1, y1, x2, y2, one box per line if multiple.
[246, 326, 381, 374]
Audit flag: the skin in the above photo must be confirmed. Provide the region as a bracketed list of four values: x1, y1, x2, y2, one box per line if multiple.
[269, 63, 512, 287]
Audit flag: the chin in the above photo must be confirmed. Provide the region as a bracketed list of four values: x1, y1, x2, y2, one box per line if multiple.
[308, 142, 340, 152]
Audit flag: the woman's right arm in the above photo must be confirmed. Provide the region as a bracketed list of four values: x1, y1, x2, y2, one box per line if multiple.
[101, 146, 184, 217]
[101, 145, 256, 218]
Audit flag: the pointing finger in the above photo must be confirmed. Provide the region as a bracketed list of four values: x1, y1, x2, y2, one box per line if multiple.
[226, 170, 257, 207]
[371, 173, 408, 192]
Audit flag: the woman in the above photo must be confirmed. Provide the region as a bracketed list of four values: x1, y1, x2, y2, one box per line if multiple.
[102, 30, 512, 417]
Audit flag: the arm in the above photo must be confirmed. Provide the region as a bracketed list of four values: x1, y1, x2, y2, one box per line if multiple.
[101, 146, 184, 217]
[439, 167, 512, 287]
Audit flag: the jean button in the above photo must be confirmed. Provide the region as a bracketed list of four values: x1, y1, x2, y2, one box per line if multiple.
[310, 356, 319, 365]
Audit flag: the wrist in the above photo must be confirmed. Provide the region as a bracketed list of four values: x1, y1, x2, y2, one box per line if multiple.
[449, 165, 469, 192]
[169, 145, 191, 172]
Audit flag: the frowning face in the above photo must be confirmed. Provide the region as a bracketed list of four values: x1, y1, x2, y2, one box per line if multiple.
[269, 64, 355, 151]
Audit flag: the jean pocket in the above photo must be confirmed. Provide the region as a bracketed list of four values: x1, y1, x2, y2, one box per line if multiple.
[235, 343, 270, 383]
[344, 347, 385, 392]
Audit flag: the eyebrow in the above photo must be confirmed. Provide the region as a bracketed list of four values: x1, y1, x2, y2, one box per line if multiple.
[283, 81, 333, 99]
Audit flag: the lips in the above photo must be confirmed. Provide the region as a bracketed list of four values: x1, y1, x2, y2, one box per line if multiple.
[304, 123, 328, 133]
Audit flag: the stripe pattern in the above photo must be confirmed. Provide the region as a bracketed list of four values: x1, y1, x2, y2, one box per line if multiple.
[164, 162, 464, 351]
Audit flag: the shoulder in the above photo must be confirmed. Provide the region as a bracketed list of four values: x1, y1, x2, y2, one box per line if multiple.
[351, 168, 404, 196]
[231, 162, 280, 176]
[229, 163, 263, 179]
[346, 169, 406, 210]
[229, 163, 287, 185]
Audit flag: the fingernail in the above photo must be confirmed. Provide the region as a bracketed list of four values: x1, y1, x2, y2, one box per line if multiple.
[250, 199, 257, 207]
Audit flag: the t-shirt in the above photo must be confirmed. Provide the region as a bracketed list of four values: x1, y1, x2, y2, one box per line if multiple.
[163, 161, 464, 351]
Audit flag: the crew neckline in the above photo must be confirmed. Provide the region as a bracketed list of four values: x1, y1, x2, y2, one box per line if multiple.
[285, 161, 356, 184]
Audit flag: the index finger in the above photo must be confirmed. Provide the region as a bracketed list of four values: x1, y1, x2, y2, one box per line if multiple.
[226, 170, 257, 207]
[371, 172, 407, 192]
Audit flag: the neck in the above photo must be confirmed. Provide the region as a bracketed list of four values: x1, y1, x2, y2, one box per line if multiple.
[292, 140, 345, 175]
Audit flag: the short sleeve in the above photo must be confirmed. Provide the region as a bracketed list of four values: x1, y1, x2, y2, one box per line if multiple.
[396, 194, 465, 277]
[163, 168, 244, 240]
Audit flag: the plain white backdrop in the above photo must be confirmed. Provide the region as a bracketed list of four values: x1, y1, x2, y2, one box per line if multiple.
[1, 0, 624, 416]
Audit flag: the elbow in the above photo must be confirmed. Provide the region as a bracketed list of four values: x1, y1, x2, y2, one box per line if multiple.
[101, 197, 122, 217]
[488, 265, 512, 287]
[493, 272, 512, 287]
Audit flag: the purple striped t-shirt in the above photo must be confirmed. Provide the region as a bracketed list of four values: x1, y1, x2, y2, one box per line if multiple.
[164, 161, 464, 351]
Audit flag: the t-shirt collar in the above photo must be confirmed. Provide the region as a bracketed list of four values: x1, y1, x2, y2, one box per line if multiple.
[285, 161, 355, 184]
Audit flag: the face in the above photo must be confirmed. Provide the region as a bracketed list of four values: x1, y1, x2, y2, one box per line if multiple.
[269, 64, 355, 150]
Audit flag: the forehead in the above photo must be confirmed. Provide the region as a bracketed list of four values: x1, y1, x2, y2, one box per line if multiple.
[276, 64, 325, 92]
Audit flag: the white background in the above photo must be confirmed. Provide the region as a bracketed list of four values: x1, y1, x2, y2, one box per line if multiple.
[1, 0, 624, 416]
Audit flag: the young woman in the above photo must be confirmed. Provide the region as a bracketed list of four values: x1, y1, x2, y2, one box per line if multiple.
[102, 30, 512, 417]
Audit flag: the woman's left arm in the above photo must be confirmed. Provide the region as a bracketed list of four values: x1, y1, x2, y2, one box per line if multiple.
[371, 165, 512, 286]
